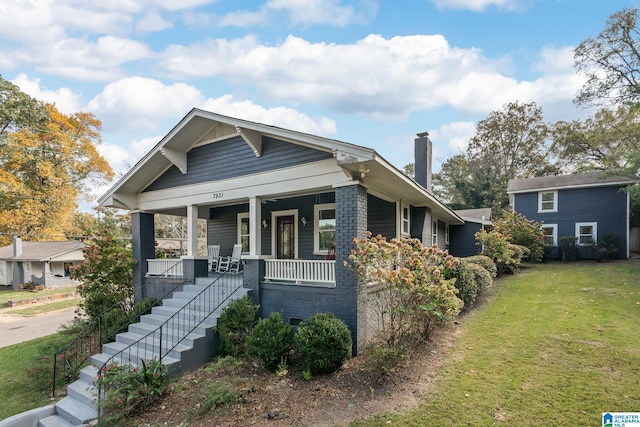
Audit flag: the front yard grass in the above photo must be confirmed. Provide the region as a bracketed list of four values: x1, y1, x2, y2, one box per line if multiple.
[354, 261, 640, 426]
[0, 335, 69, 420]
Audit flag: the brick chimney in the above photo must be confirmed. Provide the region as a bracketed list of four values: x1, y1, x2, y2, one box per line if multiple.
[13, 236, 22, 257]
[414, 132, 432, 192]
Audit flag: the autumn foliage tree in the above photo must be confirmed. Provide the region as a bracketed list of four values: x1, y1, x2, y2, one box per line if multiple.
[0, 75, 113, 245]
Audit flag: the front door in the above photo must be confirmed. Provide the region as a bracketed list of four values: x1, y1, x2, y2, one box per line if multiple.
[276, 215, 295, 259]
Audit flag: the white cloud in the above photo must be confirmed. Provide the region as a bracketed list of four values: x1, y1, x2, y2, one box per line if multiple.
[201, 94, 337, 136]
[87, 77, 336, 137]
[87, 77, 204, 132]
[430, 121, 476, 154]
[217, 0, 377, 27]
[158, 33, 503, 119]
[11, 73, 83, 114]
[136, 11, 174, 33]
[429, 0, 522, 12]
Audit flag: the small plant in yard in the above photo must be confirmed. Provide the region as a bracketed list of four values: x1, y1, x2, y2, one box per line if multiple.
[186, 382, 239, 421]
[295, 312, 352, 376]
[247, 312, 294, 372]
[214, 295, 259, 357]
[364, 339, 409, 379]
[95, 358, 167, 426]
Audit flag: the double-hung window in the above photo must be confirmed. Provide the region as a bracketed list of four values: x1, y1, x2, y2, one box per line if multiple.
[401, 203, 410, 236]
[237, 213, 250, 254]
[541, 224, 558, 246]
[432, 220, 438, 245]
[576, 222, 597, 245]
[538, 191, 557, 212]
[315, 203, 336, 253]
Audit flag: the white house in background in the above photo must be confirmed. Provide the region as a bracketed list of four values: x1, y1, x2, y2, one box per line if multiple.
[0, 237, 85, 289]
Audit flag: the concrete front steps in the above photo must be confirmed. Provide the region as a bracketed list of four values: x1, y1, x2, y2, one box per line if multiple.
[32, 276, 248, 427]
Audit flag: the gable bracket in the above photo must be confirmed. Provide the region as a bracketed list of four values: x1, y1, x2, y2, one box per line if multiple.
[160, 146, 187, 174]
[236, 126, 262, 157]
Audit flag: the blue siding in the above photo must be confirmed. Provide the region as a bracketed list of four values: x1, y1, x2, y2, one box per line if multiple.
[367, 195, 395, 238]
[208, 192, 335, 259]
[449, 222, 483, 257]
[146, 136, 333, 191]
[513, 185, 628, 258]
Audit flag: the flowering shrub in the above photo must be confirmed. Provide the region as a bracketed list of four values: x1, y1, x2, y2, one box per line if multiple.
[475, 229, 519, 275]
[348, 233, 463, 345]
[492, 210, 545, 261]
[465, 255, 497, 278]
[95, 358, 167, 425]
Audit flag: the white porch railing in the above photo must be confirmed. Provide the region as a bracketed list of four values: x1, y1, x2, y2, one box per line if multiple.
[146, 258, 183, 276]
[264, 259, 335, 285]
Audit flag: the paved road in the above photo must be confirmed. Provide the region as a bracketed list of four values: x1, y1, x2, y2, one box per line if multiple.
[0, 308, 77, 348]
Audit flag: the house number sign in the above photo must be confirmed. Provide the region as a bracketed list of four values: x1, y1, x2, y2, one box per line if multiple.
[212, 192, 224, 199]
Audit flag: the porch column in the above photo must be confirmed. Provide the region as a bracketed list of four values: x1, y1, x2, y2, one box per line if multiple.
[186, 204, 199, 257]
[334, 183, 368, 355]
[249, 196, 262, 256]
[132, 211, 155, 302]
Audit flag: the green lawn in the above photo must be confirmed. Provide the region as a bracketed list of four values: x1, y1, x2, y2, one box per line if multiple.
[353, 261, 640, 426]
[0, 286, 77, 307]
[0, 334, 71, 420]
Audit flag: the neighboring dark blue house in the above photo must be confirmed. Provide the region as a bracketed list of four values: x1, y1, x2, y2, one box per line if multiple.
[98, 109, 467, 352]
[507, 172, 635, 259]
[449, 208, 492, 257]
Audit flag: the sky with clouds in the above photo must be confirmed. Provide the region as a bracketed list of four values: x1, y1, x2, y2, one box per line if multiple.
[1, 0, 638, 205]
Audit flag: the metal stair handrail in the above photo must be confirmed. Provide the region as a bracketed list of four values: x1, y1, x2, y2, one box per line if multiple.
[51, 262, 189, 397]
[97, 272, 244, 401]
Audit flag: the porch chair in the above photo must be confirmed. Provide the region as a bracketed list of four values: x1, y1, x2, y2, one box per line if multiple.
[217, 244, 243, 273]
[207, 244, 221, 272]
[325, 245, 336, 260]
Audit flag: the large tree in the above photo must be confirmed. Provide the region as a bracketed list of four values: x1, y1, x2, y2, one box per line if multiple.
[434, 101, 557, 215]
[0, 75, 113, 245]
[551, 104, 640, 175]
[574, 8, 640, 108]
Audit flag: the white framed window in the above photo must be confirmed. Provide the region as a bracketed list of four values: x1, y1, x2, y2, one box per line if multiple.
[23, 262, 31, 277]
[576, 222, 597, 245]
[541, 224, 558, 246]
[445, 224, 450, 245]
[538, 191, 557, 212]
[432, 220, 438, 245]
[314, 203, 336, 253]
[237, 213, 250, 254]
[401, 203, 410, 236]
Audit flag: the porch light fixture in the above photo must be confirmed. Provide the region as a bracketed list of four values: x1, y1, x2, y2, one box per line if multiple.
[262, 219, 269, 228]
[301, 216, 307, 226]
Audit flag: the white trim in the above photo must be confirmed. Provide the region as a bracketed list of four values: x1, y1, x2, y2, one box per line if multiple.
[541, 224, 558, 246]
[400, 201, 410, 237]
[508, 180, 634, 194]
[135, 160, 347, 212]
[314, 203, 336, 253]
[237, 212, 250, 255]
[271, 209, 299, 259]
[432, 220, 438, 246]
[575, 222, 597, 245]
[538, 190, 557, 213]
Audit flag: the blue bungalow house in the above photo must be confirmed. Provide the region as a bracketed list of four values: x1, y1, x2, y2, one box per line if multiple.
[98, 108, 465, 351]
[507, 172, 635, 259]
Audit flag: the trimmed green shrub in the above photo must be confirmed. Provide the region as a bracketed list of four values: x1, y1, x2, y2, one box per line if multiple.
[247, 312, 294, 372]
[465, 255, 497, 278]
[295, 313, 352, 376]
[215, 296, 259, 357]
[508, 244, 530, 266]
[598, 234, 621, 260]
[444, 260, 478, 311]
[467, 262, 493, 291]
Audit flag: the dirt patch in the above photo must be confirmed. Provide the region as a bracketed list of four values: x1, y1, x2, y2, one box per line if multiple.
[128, 310, 481, 427]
